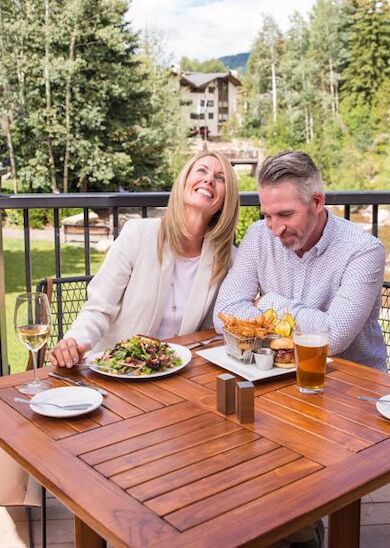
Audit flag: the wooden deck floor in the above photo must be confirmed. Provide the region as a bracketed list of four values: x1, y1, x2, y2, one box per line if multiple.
[1, 484, 389, 547]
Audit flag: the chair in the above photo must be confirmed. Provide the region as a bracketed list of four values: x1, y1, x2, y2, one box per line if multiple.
[33, 275, 93, 366]
[3, 275, 93, 547]
[380, 281, 390, 371]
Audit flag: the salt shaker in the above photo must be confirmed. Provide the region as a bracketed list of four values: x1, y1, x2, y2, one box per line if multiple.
[216, 373, 236, 415]
[236, 380, 255, 423]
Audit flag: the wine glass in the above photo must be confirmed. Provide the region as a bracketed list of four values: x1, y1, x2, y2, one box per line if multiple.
[14, 292, 52, 394]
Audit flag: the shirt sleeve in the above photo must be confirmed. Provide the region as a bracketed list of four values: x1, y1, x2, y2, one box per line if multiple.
[65, 220, 141, 349]
[258, 242, 386, 356]
[213, 224, 263, 332]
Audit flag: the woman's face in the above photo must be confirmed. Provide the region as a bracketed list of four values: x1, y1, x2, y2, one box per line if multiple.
[183, 156, 226, 219]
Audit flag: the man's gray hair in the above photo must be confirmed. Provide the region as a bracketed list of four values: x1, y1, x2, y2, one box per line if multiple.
[257, 151, 323, 203]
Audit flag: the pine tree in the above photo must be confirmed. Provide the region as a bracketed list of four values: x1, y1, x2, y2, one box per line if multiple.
[341, 0, 390, 104]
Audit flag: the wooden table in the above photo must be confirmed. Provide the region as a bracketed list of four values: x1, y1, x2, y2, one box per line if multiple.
[0, 330, 390, 547]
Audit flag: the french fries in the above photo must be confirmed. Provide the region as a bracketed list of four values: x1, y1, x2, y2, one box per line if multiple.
[218, 312, 276, 339]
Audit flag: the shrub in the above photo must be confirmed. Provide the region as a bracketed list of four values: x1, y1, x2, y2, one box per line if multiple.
[236, 173, 260, 245]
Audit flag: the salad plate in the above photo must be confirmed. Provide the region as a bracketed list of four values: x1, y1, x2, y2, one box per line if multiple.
[88, 342, 192, 379]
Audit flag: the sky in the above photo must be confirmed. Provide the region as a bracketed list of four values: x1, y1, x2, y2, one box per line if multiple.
[128, 0, 317, 62]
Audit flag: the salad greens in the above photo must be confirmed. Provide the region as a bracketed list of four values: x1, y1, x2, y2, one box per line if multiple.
[93, 335, 182, 376]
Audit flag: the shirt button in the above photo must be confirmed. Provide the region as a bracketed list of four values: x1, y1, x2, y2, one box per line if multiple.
[172, 305, 177, 311]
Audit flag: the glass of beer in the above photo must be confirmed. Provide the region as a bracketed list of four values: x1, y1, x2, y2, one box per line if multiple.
[292, 328, 329, 394]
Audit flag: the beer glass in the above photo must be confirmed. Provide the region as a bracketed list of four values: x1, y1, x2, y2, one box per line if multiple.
[292, 328, 329, 394]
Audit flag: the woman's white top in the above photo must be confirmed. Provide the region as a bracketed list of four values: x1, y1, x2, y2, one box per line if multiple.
[156, 255, 201, 339]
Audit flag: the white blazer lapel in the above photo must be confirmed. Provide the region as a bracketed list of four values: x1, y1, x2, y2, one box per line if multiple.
[179, 237, 213, 335]
[148, 241, 175, 334]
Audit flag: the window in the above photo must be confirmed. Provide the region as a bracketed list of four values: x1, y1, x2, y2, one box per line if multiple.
[207, 100, 214, 107]
[208, 113, 214, 119]
[208, 86, 215, 94]
[200, 100, 205, 107]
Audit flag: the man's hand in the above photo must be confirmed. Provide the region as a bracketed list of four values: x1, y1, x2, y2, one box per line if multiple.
[48, 338, 89, 368]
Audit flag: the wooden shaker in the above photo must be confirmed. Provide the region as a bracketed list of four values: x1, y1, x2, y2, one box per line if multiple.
[216, 373, 236, 415]
[236, 381, 255, 423]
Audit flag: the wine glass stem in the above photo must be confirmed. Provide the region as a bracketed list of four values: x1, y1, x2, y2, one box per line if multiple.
[31, 350, 39, 385]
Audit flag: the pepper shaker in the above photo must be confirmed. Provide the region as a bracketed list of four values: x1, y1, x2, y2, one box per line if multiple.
[236, 380, 255, 423]
[216, 373, 236, 415]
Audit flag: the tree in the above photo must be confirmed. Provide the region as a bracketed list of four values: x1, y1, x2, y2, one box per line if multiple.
[0, 0, 187, 193]
[341, 0, 390, 105]
[244, 14, 284, 133]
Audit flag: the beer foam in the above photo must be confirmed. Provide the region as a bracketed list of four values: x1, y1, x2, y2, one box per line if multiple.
[293, 333, 328, 347]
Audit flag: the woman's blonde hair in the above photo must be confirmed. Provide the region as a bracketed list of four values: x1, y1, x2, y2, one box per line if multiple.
[158, 151, 239, 285]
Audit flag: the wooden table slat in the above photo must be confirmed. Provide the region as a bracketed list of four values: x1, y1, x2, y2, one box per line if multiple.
[81, 412, 225, 466]
[95, 419, 242, 477]
[146, 445, 303, 516]
[129, 436, 279, 502]
[119, 430, 263, 490]
[164, 457, 322, 532]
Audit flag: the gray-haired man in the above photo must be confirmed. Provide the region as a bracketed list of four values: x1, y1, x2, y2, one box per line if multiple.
[214, 150, 386, 371]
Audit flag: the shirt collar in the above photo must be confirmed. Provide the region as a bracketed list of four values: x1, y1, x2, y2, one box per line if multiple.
[312, 208, 334, 256]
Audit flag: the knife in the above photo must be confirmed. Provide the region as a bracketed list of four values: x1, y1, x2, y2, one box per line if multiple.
[48, 371, 108, 396]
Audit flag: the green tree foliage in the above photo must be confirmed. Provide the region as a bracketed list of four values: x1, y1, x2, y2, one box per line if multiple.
[0, 0, 184, 192]
[242, 0, 390, 190]
[244, 15, 284, 133]
[341, 0, 390, 105]
[180, 57, 228, 73]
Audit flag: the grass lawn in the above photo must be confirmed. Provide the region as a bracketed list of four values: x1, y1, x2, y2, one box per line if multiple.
[4, 237, 104, 373]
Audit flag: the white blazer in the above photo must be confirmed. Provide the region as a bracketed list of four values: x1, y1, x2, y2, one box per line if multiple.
[66, 218, 232, 354]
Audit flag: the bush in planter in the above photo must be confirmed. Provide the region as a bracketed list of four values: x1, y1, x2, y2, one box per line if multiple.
[236, 173, 260, 245]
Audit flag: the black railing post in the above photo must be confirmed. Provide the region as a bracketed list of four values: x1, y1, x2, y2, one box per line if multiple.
[0, 212, 9, 375]
[372, 204, 379, 238]
[23, 209, 32, 294]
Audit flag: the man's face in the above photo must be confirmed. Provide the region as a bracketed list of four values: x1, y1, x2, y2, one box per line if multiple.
[259, 180, 324, 253]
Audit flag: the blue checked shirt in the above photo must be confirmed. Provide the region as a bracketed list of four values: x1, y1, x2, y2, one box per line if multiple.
[214, 210, 387, 371]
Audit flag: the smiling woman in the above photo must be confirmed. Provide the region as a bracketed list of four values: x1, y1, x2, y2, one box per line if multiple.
[48, 151, 239, 369]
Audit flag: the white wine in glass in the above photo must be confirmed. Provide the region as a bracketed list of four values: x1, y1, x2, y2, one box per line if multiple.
[14, 292, 52, 394]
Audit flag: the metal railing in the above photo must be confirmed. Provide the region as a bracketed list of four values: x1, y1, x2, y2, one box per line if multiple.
[0, 190, 389, 374]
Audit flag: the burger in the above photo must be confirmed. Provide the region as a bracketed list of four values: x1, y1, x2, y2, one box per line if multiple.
[269, 337, 295, 368]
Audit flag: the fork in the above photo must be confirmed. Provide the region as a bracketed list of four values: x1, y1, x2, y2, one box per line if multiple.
[14, 398, 93, 410]
[186, 335, 223, 350]
[357, 396, 390, 405]
[48, 371, 108, 396]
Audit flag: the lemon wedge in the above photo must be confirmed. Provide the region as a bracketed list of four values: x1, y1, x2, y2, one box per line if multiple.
[281, 313, 295, 329]
[274, 320, 292, 337]
[263, 308, 277, 324]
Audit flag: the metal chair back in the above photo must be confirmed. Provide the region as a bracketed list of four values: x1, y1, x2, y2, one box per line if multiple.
[29, 275, 93, 368]
[380, 281, 390, 371]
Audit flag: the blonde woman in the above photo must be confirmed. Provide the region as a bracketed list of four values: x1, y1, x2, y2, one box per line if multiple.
[49, 151, 239, 367]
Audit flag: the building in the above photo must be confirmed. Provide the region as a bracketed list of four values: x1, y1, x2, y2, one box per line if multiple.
[179, 71, 241, 139]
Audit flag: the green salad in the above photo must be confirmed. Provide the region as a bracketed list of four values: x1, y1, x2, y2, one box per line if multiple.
[92, 335, 182, 376]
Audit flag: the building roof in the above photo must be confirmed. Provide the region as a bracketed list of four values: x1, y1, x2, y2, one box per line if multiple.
[180, 71, 241, 89]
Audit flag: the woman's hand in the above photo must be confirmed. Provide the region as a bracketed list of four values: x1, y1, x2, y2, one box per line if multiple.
[48, 338, 89, 368]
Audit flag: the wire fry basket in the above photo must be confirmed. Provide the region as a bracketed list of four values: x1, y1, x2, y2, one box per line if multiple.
[223, 329, 259, 363]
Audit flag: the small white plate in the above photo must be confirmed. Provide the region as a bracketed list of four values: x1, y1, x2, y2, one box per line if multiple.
[376, 395, 390, 420]
[30, 386, 103, 418]
[197, 346, 296, 382]
[88, 343, 192, 380]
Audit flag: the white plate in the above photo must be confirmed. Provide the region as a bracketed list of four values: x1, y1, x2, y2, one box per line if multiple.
[88, 343, 192, 380]
[30, 386, 103, 418]
[197, 345, 296, 382]
[376, 395, 390, 420]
